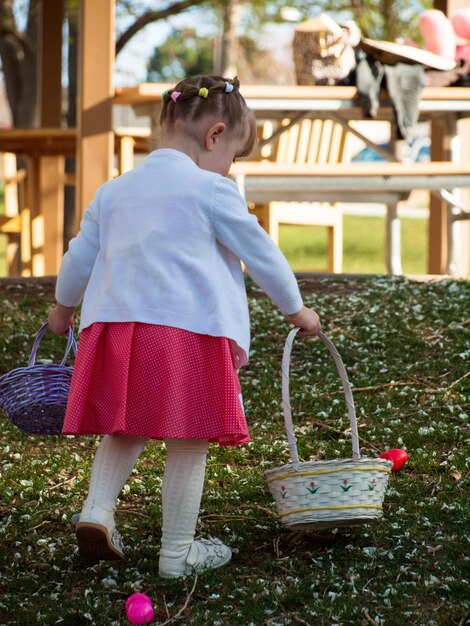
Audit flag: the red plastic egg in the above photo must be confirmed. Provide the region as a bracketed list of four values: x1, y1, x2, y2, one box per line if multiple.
[380, 448, 409, 471]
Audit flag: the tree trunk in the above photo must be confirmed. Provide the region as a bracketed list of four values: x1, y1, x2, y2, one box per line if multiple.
[0, 0, 39, 128]
[382, 0, 398, 41]
[220, 0, 242, 77]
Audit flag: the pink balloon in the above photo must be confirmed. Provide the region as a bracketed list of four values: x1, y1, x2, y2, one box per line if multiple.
[419, 9, 456, 60]
[380, 449, 409, 472]
[126, 594, 154, 625]
[452, 8, 470, 41]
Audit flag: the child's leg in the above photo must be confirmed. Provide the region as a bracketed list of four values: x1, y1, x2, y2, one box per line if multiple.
[159, 438, 231, 578]
[76, 434, 148, 560]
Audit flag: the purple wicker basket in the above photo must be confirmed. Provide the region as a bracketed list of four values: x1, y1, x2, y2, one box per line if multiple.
[0, 322, 77, 435]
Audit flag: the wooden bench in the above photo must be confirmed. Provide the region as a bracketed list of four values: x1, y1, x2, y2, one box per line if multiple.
[231, 116, 415, 274]
[246, 118, 347, 273]
[231, 160, 470, 275]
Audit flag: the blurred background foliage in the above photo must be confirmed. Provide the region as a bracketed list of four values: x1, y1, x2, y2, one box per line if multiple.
[0, 0, 434, 126]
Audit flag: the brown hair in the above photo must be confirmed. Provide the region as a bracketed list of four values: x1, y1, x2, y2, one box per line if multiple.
[160, 75, 256, 158]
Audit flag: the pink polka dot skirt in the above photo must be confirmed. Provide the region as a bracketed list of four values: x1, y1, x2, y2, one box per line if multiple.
[62, 322, 250, 446]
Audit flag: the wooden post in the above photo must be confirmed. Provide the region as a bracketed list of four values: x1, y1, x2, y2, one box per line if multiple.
[36, 0, 65, 276]
[431, 0, 470, 276]
[23, 157, 40, 277]
[149, 103, 163, 151]
[428, 117, 448, 274]
[75, 0, 115, 225]
[2, 153, 22, 274]
[40, 155, 65, 274]
[117, 135, 135, 174]
[457, 119, 470, 275]
[447, 0, 470, 275]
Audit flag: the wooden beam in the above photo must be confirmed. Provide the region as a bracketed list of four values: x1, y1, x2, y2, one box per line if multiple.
[40, 156, 65, 275]
[0, 215, 21, 233]
[0, 129, 76, 155]
[76, 0, 115, 224]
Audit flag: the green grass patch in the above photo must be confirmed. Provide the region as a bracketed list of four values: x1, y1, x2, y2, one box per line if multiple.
[0, 276, 468, 624]
[0, 213, 428, 279]
[280, 215, 428, 275]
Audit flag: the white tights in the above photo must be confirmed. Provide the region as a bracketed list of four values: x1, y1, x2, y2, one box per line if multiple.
[80, 434, 148, 530]
[80, 434, 209, 562]
[160, 438, 209, 567]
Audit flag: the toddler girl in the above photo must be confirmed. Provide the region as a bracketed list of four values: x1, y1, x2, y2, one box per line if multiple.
[48, 74, 320, 578]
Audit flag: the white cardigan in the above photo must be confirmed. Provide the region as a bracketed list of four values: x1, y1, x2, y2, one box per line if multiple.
[56, 149, 303, 366]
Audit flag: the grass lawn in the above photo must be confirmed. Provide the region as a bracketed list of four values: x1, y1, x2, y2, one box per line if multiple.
[280, 215, 428, 275]
[0, 275, 468, 625]
[0, 211, 427, 278]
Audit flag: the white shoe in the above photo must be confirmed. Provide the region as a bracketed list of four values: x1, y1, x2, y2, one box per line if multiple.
[76, 521, 125, 561]
[159, 537, 232, 578]
[74, 502, 124, 561]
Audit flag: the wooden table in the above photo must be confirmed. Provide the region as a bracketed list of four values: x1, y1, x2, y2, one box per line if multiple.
[115, 84, 470, 276]
[114, 84, 470, 124]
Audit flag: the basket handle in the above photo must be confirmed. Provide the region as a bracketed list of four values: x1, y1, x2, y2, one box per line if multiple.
[282, 328, 360, 464]
[28, 322, 78, 368]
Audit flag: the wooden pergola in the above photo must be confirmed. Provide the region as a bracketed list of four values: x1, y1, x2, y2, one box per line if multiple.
[39, 0, 115, 223]
[0, 0, 114, 276]
[0, 0, 469, 276]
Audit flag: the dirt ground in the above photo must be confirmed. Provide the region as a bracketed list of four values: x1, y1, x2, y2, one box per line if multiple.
[0, 274, 371, 306]
[0, 277, 57, 303]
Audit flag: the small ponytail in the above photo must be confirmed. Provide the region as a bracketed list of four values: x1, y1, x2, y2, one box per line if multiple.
[160, 74, 256, 156]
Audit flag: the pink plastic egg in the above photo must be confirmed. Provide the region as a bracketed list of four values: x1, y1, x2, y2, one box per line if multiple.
[126, 593, 154, 625]
[380, 448, 409, 472]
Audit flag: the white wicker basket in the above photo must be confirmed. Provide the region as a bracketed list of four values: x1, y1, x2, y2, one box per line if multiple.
[264, 329, 393, 530]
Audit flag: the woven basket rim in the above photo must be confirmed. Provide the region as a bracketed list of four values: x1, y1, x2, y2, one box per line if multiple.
[0, 361, 73, 380]
[264, 456, 393, 480]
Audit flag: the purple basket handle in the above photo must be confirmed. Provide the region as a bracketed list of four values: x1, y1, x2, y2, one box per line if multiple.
[28, 322, 77, 367]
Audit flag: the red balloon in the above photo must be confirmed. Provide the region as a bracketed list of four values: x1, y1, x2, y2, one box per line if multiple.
[380, 448, 409, 471]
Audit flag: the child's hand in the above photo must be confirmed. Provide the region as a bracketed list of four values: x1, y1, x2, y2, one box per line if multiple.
[287, 306, 321, 336]
[48, 304, 76, 336]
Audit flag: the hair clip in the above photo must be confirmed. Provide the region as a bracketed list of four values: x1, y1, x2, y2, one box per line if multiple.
[162, 89, 168, 100]
[224, 82, 234, 93]
[171, 91, 181, 103]
[198, 87, 209, 99]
